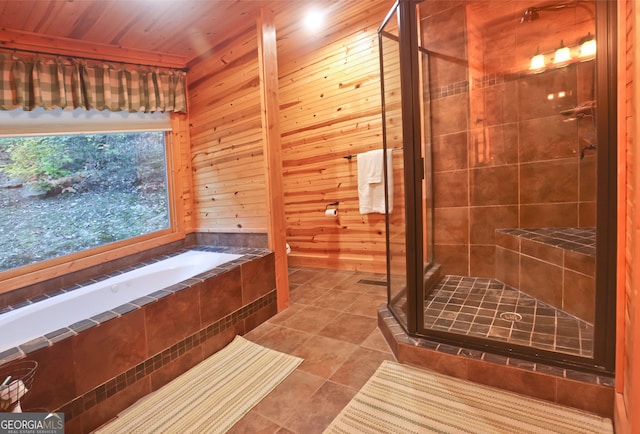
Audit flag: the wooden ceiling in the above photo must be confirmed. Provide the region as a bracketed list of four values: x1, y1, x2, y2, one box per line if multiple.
[0, 0, 310, 68]
[1, 1, 586, 69]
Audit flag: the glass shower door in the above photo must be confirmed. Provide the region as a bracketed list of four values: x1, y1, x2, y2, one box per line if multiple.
[380, 0, 616, 374]
[380, 0, 433, 334]
[379, 5, 408, 328]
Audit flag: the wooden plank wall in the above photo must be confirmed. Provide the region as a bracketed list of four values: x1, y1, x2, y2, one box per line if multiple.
[616, 1, 638, 432]
[171, 113, 194, 233]
[187, 25, 268, 233]
[186, 1, 396, 272]
[276, 0, 395, 272]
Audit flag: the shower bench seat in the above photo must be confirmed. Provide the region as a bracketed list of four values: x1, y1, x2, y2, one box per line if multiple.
[495, 228, 596, 323]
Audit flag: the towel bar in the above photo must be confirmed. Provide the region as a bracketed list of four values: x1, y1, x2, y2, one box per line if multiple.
[344, 148, 401, 160]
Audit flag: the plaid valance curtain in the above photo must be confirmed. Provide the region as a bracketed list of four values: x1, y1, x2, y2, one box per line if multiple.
[0, 53, 187, 113]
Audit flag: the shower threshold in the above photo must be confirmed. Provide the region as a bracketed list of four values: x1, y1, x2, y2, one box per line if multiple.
[424, 275, 593, 358]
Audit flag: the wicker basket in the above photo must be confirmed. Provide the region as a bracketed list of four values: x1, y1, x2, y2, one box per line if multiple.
[0, 360, 37, 412]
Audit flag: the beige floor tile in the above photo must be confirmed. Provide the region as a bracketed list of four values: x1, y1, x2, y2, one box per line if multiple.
[318, 312, 378, 345]
[289, 286, 330, 305]
[361, 327, 394, 354]
[252, 369, 325, 426]
[302, 270, 355, 290]
[290, 335, 358, 379]
[281, 382, 357, 434]
[346, 293, 388, 317]
[254, 325, 312, 354]
[333, 272, 387, 292]
[329, 347, 394, 389]
[243, 321, 278, 342]
[276, 305, 342, 334]
[288, 268, 325, 285]
[307, 289, 362, 311]
[228, 410, 281, 434]
[267, 303, 307, 326]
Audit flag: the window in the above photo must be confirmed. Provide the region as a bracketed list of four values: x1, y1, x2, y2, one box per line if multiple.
[0, 104, 175, 276]
[0, 131, 170, 272]
[0, 131, 171, 273]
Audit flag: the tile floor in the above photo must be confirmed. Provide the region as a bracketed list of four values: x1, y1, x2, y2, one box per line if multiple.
[424, 275, 594, 357]
[225, 265, 598, 432]
[231, 266, 394, 434]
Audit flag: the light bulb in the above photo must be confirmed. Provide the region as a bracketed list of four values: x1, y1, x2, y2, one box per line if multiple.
[303, 9, 325, 32]
[554, 41, 571, 64]
[580, 38, 596, 58]
[530, 53, 545, 70]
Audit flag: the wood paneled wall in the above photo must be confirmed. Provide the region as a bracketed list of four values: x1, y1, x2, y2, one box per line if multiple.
[187, 1, 395, 271]
[616, 1, 639, 432]
[276, 0, 394, 272]
[171, 113, 195, 233]
[187, 25, 268, 233]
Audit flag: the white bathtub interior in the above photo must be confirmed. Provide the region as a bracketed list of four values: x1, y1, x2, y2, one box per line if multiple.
[0, 250, 241, 353]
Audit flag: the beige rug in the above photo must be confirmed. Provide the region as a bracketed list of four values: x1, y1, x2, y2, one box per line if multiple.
[96, 336, 302, 434]
[325, 360, 613, 434]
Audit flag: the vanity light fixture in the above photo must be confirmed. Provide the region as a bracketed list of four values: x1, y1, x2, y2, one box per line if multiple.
[554, 40, 571, 64]
[529, 47, 545, 71]
[579, 33, 597, 58]
[527, 33, 595, 73]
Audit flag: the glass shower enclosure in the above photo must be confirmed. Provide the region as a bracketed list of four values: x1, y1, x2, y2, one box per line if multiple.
[379, 0, 616, 373]
[380, 0, 434, 334]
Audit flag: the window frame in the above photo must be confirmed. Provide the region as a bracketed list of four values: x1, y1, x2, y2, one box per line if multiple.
[0, 117, 187, 295]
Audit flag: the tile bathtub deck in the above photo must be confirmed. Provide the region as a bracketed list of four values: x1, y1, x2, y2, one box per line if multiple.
[232, 267, 394, 434]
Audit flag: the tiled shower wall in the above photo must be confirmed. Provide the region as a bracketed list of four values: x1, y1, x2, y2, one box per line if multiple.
[421, 1, 597, 277]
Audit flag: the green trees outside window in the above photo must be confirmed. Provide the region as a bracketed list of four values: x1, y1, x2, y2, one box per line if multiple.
[0, 132, 170, 273]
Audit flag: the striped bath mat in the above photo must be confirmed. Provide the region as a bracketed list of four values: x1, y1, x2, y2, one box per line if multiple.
[96, 336, 302, 434]
[325, 360, 613, 434]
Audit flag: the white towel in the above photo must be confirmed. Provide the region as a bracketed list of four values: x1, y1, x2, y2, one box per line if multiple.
[358, 149, 393, 214]
[361, 149, 383, 183]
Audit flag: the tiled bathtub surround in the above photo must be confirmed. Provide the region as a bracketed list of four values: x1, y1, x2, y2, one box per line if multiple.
[496, 228, 596, 322]
[0, 246, 268, 363]
[425, 275, 593, 357]
[0, 231, 268, 309]
[0, 246, 277, 434]
[61, 290, 276, 427]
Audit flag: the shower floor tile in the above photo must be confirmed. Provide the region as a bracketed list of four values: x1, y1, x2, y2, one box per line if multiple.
[424, 275, 594, 358]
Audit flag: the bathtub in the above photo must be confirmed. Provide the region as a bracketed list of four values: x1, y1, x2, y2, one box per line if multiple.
[0, 250, 241, 353]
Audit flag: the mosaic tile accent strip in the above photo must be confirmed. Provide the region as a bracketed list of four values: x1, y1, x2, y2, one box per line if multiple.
[58, 289, 277, 422]
[472, 71, 526, 89]
[432, 80, 469, 99]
